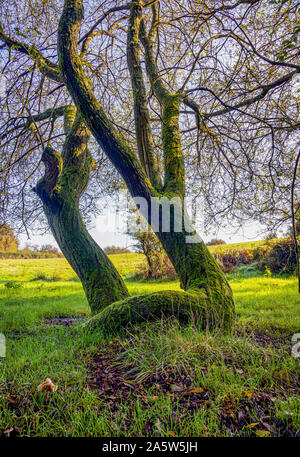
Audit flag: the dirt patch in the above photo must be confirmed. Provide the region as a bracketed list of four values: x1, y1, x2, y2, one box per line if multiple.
[235, 328, 291, 350]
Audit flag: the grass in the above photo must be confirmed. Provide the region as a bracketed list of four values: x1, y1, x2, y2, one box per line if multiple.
[0, 253, 146, 283]
[0, 255, 299, 437]
[207, 239, 273, 254]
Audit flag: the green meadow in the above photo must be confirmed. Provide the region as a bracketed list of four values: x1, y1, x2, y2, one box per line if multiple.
[0, 252, 299, 437]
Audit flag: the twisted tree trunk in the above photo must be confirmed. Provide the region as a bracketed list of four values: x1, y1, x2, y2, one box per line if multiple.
[33, 107, 129, 313]
[56, 0, 235, 333]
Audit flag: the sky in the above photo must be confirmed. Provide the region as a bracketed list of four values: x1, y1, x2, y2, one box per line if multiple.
[18, 193, 268, 251]
[19, 219, 264, 251]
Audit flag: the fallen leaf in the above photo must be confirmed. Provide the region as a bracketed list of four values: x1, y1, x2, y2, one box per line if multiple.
[168, 430, 176, 437]
[244, 390, 253, 398]
[245, 422, 260, 429]
[4, 427, 14, 437]
[37, 378, 58, 392]
[189, 387, 204, 393]
[262, 421, 276, 433]
[236, 369, 244, 375]
[144, 421, 151, 432]
[4, 426, 20, 437]
[256, 430, 270, 437]
[155, 418, 164, 434]
[237, 409, 247, 422]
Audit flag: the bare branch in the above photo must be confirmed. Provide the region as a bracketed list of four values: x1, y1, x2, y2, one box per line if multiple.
[0, 23, 62, 83]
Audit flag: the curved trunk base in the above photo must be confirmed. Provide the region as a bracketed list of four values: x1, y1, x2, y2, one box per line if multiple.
[44, 201, 130, 314]
[84, 289, 235, 335]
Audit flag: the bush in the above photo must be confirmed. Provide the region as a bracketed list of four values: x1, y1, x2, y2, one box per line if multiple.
[261, 239, 298, 274]
[212, 238, 298, 275]
[104, 246, 131, 255]
[206, 239, 226, 246]
[31, 272, 65, 281]
[213, 248, 254, 272]
[4, 281, 24, 289]
[31, 273, 49, 281]
[135, 250, 177, 280]
[130, 229, 177, 280]
[0, 250, 64, 259]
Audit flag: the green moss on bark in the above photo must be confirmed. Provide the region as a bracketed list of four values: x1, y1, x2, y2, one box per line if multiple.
[84, 289, 233, 335]
[162, 95, 185, 197]
[34, 109, 130, 315]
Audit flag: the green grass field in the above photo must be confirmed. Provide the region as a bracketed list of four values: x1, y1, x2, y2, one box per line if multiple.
[207, 239, 269, 254]
[0, 255, 299, 437]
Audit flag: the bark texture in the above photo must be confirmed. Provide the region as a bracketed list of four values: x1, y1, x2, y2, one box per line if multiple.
[33, 107, 129, 313]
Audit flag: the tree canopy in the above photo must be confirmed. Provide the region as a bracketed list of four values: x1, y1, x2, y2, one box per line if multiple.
[0, 0, 299, 329]
[0, 223, 18, 251]
[0, 0, 299, 234]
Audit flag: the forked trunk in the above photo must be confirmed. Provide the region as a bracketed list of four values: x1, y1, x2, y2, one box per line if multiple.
[57, 0, 235, 332]
[158, 228, 235, 333]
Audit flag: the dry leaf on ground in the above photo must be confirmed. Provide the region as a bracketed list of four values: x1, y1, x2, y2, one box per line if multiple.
[37, 378, 58, 392]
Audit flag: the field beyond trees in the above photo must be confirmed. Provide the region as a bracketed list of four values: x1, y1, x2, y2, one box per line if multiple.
[0, 254, 299, 437]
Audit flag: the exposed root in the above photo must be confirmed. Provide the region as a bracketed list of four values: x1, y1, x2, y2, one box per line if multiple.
[84, 290, 234, 335]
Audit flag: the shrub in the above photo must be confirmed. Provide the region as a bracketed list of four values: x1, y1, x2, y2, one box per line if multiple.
[0, 250, 64, 259]
[262, 239, 298, 274]
[131, 225, 177, 280]
[31, 273, 49, 281]
[4, 281, 23, 289]
[206, 239, 226, 246]
[134, 251, 177, 280]
[104, 246, 131, 255]
[213, 248, 254, 272]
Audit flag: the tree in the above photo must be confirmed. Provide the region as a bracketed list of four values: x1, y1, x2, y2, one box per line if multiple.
[39, 244, 60, 253]
[0, 224, 18, 252]
[1, 0, 299, 329]
[133, 224, 176, 279]
[206, 240, 226, 246]
[104, 246, 131, 255]
[55, 0, 235, 332]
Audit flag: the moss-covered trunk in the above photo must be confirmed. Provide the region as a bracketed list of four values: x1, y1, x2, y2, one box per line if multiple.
[42, 197, 129, 313]
[33, 108, 129, 314]
[157, 224, 235, 333]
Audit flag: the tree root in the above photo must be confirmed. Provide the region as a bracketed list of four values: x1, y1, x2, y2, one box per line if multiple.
[84, 290, 234, 335]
